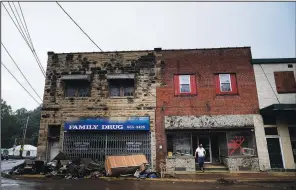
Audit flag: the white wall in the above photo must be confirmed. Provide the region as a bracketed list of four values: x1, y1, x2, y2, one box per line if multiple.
[253, 63, 296, 109]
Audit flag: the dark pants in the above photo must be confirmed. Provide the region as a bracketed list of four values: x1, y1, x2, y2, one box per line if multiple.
[198, 156, 205, 169]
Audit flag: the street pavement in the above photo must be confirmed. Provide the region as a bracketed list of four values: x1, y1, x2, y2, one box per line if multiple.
[1, 160, 296, 189]
[1, 178, 296, 190]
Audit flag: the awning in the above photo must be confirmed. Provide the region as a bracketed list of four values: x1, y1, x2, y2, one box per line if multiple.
[107, 74, 135, 79]
[260, 104, 296, 117]
[61, 74, 90, 81]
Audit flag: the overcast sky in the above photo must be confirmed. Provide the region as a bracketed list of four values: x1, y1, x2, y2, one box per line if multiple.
[1, 2, 296, 111]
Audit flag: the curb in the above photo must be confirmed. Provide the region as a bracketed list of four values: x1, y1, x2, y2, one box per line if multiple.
[3, 175, 296, 183]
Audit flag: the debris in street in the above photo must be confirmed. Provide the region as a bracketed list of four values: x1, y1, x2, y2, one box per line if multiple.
[216, 178, 238, 185]
[105, 154, 148, 177]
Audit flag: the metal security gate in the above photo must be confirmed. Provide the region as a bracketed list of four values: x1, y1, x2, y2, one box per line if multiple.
[63, 131, 151, 164]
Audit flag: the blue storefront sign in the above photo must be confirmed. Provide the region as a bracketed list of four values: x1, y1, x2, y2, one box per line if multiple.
[64, 116, 150, 131]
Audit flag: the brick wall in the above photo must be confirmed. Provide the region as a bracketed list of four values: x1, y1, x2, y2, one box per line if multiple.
[155, 47, 260, 168]
[37, 50, 162, 164]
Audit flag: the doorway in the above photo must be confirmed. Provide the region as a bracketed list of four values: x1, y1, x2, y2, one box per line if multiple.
[198, 136, 212, 163]
[266, 138, 284, 168]
[48, 140, 59, 161]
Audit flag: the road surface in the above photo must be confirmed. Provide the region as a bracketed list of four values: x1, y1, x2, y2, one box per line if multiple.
[1, 178, 296, 190]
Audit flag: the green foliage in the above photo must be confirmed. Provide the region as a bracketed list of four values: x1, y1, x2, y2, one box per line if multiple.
[1, 99, 41, 148]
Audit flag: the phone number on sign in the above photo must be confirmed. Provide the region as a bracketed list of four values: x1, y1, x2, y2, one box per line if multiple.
[127, 125, 146, 129]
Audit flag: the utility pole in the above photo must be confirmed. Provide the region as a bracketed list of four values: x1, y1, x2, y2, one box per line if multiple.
[20, 116, 29, 158]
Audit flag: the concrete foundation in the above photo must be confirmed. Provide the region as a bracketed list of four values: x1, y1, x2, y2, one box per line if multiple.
[166, 156, 195, 172]
[223, 157, 260, 171]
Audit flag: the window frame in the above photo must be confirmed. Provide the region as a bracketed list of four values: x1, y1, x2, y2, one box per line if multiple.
[64, 81, 91, 98]
[215, 73, 238, 95]
[174, 74, 197, 96]
[179, 75, 191, 93]
[108, 79, 135, 98]
[219, 74, 232, 92]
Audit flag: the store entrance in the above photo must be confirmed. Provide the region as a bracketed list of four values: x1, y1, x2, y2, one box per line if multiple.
[192, 134, 221, 163]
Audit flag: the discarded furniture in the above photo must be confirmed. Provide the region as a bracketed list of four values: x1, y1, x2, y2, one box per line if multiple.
[105, 154, 148, 176]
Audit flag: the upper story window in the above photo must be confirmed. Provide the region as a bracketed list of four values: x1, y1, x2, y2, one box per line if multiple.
[215, 73, 238, 95]
[65, 81, 90, 97]
[274, 71, 296, 94]
[61, 74, 91, 98]
[108, 79, 134, 97]
[174, 75, 197, 96]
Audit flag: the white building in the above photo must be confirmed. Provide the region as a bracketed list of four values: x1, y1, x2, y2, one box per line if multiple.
[8, 145, 37, 158]
[252, 58, 296, 171]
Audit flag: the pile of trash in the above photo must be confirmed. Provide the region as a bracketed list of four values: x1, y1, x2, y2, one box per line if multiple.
[45, 158, 105, 179]
[8, 152, 160, 180]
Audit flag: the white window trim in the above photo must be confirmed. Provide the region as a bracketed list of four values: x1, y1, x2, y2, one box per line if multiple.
[179, 75, 191, 93]
[219, 74, 232, 92]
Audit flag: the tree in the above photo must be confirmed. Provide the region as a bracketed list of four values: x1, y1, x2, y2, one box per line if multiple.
[1, 99, 18, 148]
[1, 99, 41, 148]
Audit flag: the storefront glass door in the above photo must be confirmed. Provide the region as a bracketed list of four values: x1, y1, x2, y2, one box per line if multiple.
[198, 136, 212, 163]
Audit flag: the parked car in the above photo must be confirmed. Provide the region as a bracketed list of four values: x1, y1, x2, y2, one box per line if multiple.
[1, 149, 9, 160]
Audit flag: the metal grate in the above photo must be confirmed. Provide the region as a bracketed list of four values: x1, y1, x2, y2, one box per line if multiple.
[63, 131, 151, 164]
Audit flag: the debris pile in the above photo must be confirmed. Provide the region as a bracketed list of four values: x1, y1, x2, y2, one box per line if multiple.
[7, 152, 159, 180]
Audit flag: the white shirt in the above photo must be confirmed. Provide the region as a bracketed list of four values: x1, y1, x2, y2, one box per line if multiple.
[195, 147, 205, 157]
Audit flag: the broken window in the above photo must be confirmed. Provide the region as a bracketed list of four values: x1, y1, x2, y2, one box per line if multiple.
[108, 79, 134, 97]
[167, 133, 192, 155]
[227, 131, 256, 156]
[64, 81, 90, 97]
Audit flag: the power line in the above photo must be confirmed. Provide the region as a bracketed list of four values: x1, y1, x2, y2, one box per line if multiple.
[259, 64, 280, 104]
[2, 62, 41, 106]
[2, 43, 43, 101]
[18, 2, 34, 50]
[56, 2, 103, 51]
[2, 2, 46, 77]
[17, 2, 46, 76]
[12, 2, 33, 48]
[54, 2, 158, 98]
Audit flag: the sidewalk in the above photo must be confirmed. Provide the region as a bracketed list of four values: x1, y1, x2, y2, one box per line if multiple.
[5, 172, 296, 183]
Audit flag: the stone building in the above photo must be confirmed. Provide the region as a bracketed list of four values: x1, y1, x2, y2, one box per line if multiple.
[252, 58, 296, 171]
[37, 50, 162, 167]
[155, 47, 262, 172]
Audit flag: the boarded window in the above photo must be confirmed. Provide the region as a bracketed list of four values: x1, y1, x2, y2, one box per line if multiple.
[274, 71, 296, 94]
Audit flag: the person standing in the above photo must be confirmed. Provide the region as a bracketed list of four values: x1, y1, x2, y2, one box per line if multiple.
[195, 144, 206, 172]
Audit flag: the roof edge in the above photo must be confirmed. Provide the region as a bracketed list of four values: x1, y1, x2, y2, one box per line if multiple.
[48, 46, 251, 55]
[252, 58, 296, 64]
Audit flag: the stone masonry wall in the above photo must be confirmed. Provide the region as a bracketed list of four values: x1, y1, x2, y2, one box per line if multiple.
[223, 157, 260, 171]
[166, 156, 195, 172]
[37, 50, 162, 166]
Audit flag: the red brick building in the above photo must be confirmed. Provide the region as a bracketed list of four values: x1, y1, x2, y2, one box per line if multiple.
[155, 47, 261, 172]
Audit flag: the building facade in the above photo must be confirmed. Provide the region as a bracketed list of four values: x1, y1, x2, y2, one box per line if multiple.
[155, 47, 262, 172]
[38, 47, 296, 172]
[252, 58, 296, 171]
[37, 50, 162, 167]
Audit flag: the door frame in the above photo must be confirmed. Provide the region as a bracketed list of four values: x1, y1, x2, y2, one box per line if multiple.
[266, 136, 286, 169]
[198, 136, 212, 163]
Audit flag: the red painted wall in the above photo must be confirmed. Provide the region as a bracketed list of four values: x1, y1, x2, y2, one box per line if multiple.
[155, 47, 259, 168]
